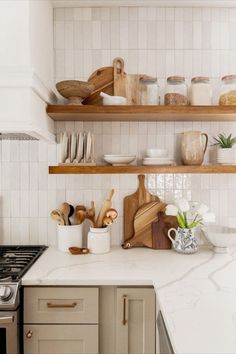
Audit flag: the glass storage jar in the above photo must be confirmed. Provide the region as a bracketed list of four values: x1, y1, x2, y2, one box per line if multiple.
[164, 76, 188, 106]
[139, 76, 160, 105]
[219, 75, 236, 105]
[189, 77, 212, 105]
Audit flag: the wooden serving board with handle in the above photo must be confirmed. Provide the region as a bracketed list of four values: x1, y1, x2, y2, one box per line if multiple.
[83, 66, 113, 105]
[123, 175, 160, 242]
[152, 212, 178, 249]
[123, 201, 166, 248]
[113, 57, 143, 105]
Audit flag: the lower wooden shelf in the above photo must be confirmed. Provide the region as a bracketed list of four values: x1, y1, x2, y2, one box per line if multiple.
[48, 165, 236, 174]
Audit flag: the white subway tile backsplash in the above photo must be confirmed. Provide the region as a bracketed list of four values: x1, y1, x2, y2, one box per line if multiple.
[3, 5, 236, 247]
[54, 21, 65, 49]
[120, 21, 129, 49]
[165, 21, 175, 49]
[65, 8, 73, 21]
[1, 191, 11, 217]
[156, 22, 166, 49]
[110, 21, 120, 49]
[101, 8, 110, 21]
[92, 21, 101, 49]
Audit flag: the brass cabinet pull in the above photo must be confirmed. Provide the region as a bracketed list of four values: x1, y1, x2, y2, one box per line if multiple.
[122, 295, 127, 325]
[26, 330, 33, 339]
[47, 302, 77, 308]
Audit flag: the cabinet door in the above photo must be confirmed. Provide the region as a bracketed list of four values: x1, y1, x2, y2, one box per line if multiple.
[116, 288, 156, 354]
[24, 324, 98, 354]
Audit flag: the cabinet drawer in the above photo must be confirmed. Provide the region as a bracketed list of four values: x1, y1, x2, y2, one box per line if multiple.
[24, 324, 98, 354]
[24, 287, 98, 324]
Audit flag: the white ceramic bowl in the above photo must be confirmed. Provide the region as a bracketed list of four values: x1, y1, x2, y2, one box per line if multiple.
[102, 96, 127, 105]
[146, 149, 168, 158]
[104, 155, 136, 166]
[202, 225, 236, 253]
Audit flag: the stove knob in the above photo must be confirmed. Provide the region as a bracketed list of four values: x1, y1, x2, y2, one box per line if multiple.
[0, 286, 13, 301]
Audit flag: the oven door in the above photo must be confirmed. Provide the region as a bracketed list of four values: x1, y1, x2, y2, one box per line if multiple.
[0, 310, 19, 354]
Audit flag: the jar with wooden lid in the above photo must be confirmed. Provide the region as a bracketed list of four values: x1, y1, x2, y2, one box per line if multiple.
[219, 75, 236, 105]
[139, 76, 160, 105]
[189, 77, 212, 105]
[164, 76, 188, 106]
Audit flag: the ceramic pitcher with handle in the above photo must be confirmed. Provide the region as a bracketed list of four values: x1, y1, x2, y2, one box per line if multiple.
[181, 131, 208, 165]
[167, 227, 198, 254]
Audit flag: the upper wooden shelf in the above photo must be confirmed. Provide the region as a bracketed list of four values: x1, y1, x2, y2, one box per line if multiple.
[49, 165, 236, 174]
[47, 105, 236, 121]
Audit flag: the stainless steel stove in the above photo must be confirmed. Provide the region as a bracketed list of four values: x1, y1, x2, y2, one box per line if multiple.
[0, 245, 47, 354]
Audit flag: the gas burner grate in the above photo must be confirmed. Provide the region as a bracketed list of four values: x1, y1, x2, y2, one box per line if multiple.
[0, 246, 47, 281]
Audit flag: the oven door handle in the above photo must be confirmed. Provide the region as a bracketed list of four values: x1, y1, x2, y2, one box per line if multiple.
[0, 316, 14, 324]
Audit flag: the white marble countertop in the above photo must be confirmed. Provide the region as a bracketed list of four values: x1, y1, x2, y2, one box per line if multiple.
[22, 246, 236, 354]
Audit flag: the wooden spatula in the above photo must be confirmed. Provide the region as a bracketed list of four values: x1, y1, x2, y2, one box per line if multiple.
[96, 190, 115, 228]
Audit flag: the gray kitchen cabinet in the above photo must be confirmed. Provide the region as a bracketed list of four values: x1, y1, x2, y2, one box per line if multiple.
[116, 288, 156, 354]
[23, 287, 99, 354]
[24, 324, 98, 354]
[99, 287, 156, 354]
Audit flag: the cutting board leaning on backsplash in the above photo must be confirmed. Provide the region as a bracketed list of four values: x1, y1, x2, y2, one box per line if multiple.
[123, 175, 178, 249]
[123, 175, 159, 243]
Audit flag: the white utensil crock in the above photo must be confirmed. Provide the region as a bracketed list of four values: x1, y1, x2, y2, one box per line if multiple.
[57, 224, 82, 252]
[87, 227, 110, 254]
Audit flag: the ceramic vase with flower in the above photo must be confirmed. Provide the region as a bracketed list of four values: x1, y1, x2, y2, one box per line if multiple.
[165, 199, 215, 254]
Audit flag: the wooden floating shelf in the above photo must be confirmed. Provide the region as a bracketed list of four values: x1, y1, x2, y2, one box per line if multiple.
[47, 105, 236, 121]
[49, 165, 236, 174]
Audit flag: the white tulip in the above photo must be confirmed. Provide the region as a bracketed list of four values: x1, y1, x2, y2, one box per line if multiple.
[202, 212, 216, 223]
[176, 198, 190, 212]
[196, 203, 209, 216]
[165, 204, 178, 216]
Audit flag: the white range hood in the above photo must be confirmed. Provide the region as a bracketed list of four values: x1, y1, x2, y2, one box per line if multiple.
[0, 1, 56, 142]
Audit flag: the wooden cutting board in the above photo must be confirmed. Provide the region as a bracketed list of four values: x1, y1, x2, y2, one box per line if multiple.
[123, 175, 159, 242]
[123, 201, 166, 248]
[83, 66, 113, 105]
[152, 212, 178, 249]
[113, 57, 143, 105]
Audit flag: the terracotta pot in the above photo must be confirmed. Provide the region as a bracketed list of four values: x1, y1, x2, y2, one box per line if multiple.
[181, 131, 208, 165]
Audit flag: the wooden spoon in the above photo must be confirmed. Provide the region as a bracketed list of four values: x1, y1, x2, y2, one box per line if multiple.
[50, 209, 65, 225]
[96, 190, 115, 228]
[85, 201, 96, 227]
[60, 202, 74, 225]
[75, 207, 86, 225]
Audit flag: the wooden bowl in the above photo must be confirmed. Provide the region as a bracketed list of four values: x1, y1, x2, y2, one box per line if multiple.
[56, 80, 95, 105]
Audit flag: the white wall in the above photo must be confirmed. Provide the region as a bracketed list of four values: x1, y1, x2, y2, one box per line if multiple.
[0, 1, 30, 68]
[1, 5, 236, 247]
[29, 1, 54, 90]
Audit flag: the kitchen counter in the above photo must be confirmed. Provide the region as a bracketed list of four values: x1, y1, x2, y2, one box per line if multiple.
[22, 246, 236, 354]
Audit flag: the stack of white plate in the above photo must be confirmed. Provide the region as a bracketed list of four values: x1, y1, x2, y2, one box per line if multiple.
[217, 149, 236, 165]
[143, 149, 174, 166]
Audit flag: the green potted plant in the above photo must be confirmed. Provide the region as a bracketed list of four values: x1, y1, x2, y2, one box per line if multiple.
[213, 133, 236, 164]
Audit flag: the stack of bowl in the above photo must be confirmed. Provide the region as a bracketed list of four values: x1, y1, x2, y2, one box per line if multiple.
[142, 149, 174, 165]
